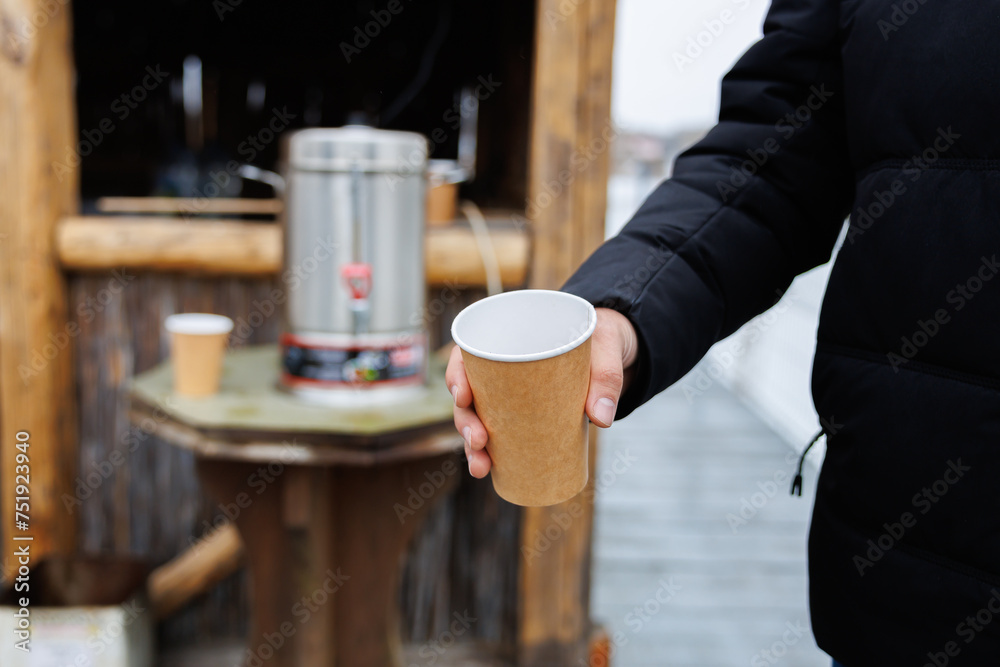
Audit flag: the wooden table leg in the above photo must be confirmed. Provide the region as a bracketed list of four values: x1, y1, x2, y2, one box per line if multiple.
[197, 452, 460, 667]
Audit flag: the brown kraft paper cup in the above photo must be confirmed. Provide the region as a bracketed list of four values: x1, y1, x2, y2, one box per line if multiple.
[165, 314, 233, 396]
[452, 290, 596, 507]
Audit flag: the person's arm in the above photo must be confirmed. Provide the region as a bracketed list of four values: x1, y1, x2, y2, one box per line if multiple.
[562, 0, 854, 421]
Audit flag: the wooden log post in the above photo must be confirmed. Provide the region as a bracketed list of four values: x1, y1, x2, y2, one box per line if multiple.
[56, 217, 284, 276]
[519, 0, 617, 664]
[0, 0, 80, 581]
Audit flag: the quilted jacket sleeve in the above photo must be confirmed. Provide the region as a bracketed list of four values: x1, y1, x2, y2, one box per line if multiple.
[562, 0, 855, 418]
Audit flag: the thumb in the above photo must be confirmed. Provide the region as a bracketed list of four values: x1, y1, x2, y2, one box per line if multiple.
[586, 337, 625, 428]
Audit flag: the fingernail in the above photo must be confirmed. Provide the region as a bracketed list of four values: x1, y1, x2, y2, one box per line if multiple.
[451, 385, 459, 404]
[462, 426, 472, 448]
[595, 398, 617, 426]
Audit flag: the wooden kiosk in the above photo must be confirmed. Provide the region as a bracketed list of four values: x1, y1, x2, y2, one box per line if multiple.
[0, 1, 616, 663]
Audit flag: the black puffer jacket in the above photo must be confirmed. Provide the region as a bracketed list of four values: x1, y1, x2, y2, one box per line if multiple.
[563, 0, 1000, 664]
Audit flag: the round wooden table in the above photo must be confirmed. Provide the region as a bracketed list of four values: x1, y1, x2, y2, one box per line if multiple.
[130, 345, 465, 667]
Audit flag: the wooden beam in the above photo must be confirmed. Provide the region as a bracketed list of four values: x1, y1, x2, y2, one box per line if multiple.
[56, 217, 283, 276]
[55, 216, 530, 287]
[519, 0, 617, 664]
[0, 0, 79, 580]
[424, 226, 529, 288]
[147, 522, 245, 620]
[96, 196, 284, 216]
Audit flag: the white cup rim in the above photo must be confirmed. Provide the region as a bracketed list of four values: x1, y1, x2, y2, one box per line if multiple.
[451, 290, 597, 362]
[165, 313, 234, 335]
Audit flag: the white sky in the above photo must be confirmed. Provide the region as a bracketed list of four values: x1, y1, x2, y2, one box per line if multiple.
[612, 0, 771, 135]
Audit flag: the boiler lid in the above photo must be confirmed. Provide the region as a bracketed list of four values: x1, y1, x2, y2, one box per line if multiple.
[285, 126, 428, 174]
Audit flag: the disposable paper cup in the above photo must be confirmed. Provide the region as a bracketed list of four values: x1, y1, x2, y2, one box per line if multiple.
[451, 290, 597, 506]
[164, 314, 233, 396]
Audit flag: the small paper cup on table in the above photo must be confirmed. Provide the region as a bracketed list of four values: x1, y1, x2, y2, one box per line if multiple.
[451, 290, 597, 506]
[164, 313, 234, 396]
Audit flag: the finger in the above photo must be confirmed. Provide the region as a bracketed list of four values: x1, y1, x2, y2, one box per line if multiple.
[455, 403, 492, 478]
[586, 331, 625, 428]
[445, 345, 473, 407]
[468, 447, 492, 478]
[453, 404, 488, 452]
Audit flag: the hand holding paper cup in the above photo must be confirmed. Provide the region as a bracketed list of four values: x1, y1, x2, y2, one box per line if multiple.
[451, 290, 597, 506]
[164, 313, 234, 396]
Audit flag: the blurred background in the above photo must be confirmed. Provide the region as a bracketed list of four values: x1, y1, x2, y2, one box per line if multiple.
[595, 1, 838, 664]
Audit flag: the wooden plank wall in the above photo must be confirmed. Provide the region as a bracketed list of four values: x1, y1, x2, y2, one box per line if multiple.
[69, 274, 272, 641]
[68, 271, 521, 646]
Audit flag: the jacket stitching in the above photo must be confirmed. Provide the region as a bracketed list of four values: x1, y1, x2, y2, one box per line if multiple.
[816, 341, 1000, 391]
[893, 541, 1000, 589]
[858, 158, 1000, 181]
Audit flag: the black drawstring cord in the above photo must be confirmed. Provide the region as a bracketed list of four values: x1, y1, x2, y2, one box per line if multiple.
[790, 429, 825, 497]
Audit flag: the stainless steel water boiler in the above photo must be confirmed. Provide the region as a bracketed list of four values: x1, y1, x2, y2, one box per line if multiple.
[278, 127, 428, 403]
